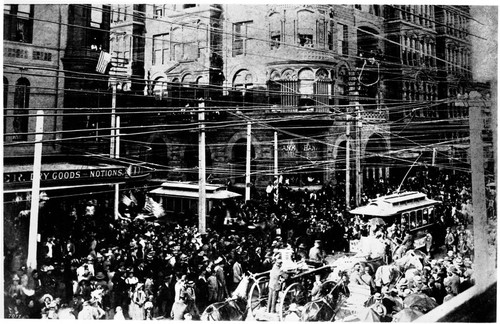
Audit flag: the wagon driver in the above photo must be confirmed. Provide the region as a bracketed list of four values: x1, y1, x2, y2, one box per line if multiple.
[309, 240, 327, 282]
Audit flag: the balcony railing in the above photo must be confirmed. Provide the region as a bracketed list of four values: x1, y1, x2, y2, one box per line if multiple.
[361, 109, 388, 120]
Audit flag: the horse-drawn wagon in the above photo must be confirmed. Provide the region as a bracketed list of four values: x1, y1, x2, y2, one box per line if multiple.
[202, 246, 429, 321]
[245, 247, 351, 321]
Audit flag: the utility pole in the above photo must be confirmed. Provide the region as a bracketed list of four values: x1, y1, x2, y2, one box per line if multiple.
[198, 104, 207, 234]
[245, 121, 252, 201]
[345, 114, 351, 209]
[355, 96, 363, 206]
[468, 93, 491, 288]
[27, 110, 44, 272]
[274, 130, 278, 180]
[110, 80, 120, 220]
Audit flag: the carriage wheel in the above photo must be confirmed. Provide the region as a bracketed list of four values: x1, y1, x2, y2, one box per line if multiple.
[279, 282, 306, 322]
[248, 277, 269, 318]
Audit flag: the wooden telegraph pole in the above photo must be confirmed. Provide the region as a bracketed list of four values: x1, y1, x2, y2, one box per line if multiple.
[27, 110, 44, 272]
[245, 121, 252, 201]
[198, 104, 207, 234]
[468, 92, 491, 288]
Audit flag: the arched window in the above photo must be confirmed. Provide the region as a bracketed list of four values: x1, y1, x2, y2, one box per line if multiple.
[153, 77, 167, 99]
[13, 77, 30, 141]
[297, 10, 315, 47]
[233, 70, 253, 105]
[269, 12, 282, 49]
[315, 69, 331, 105]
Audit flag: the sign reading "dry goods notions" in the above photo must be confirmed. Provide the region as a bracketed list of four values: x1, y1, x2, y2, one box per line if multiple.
[4, 164, 153, 184]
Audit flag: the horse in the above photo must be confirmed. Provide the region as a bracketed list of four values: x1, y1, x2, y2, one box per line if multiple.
[374, 264, 403, 289]
[391, 249, 428, 282]
[300, 280, 349, 322]
[200, 275, 250, 321]
[200, 297, 248, 321]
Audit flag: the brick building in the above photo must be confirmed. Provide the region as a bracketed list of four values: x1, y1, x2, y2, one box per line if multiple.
[113, 4, 400, 198]
[3, 4, 150, 265]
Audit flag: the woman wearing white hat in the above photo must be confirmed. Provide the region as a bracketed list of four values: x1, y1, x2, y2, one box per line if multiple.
[129, 282, 146, 320]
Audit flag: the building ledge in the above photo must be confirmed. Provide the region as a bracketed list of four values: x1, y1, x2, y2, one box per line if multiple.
[415, 281, 497, 322]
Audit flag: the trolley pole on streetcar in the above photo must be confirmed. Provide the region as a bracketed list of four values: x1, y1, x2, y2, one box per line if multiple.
[198, 103, 207, 234]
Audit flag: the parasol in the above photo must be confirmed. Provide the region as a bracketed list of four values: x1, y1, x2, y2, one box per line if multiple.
[357, 307, 382, 322]
[369, 217, 386, 226]
[392, 308, 424, 322]
[404, 293, 438, 313]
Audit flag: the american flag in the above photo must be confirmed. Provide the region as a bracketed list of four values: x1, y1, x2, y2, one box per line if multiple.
[143, 197, 165, 218]
[121, 194, 132, 207]
[96, 51, 111, 74]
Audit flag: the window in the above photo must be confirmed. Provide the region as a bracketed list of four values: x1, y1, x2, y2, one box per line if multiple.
[91, 5, 103, 27]
[4, 4, 34, 43]
[337, 23, 348, 55]
[232, 69, 253, 105]
[3, 77, 8, 108]
[298, 69, 314, 98]
[298, 34, 313, 47]
[297, 10, 314, 47]
[232, 21, 252, 56]
[114, 5, 127, 22]
[314, 69, 331, 105]
[171, 28, 182, 61]
[336, 66, 350, 106]
[271, 34, 281, 49]
[153, 4, 163, 18]
[269, 13, 281, 50]
[183, 4, 197, 9]
[153, 33, 169, 65]
[13, 78, 30, 141]
[89, 5, 107, 51]
[197, 24, 207, 58]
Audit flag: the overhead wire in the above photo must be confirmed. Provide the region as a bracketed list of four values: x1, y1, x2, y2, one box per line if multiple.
[4, 5, 480, 172]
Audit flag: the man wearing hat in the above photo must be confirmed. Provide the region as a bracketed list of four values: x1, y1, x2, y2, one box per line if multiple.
[396, 278, 409, 297]
[268, 258, 284, 313]
[214, 257, 228, 301]
[309, 240, 326, 266]
[295, 243, 308, 262]
[443, 266, 460, 295]
[369, 292, 387, 319]
[284, 303, 301, 321]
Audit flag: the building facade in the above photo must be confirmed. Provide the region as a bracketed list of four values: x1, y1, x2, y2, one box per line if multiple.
[3, 4, 151, 268]
[114, 4, 398, 199]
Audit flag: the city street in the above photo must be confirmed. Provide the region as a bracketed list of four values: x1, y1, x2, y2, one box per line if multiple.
[3, 3, 497, 321]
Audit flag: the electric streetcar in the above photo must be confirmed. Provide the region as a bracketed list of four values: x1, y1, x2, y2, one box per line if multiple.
[349, 191, 441, 249]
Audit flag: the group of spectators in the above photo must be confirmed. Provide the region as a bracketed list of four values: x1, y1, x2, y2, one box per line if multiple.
[3, 169, 485, 320]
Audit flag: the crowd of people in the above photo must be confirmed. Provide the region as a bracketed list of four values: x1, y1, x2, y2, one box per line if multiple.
[3, 169, 487, 320]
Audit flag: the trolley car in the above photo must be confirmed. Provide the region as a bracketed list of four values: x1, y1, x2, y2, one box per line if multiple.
[349, 191, 441, 249]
